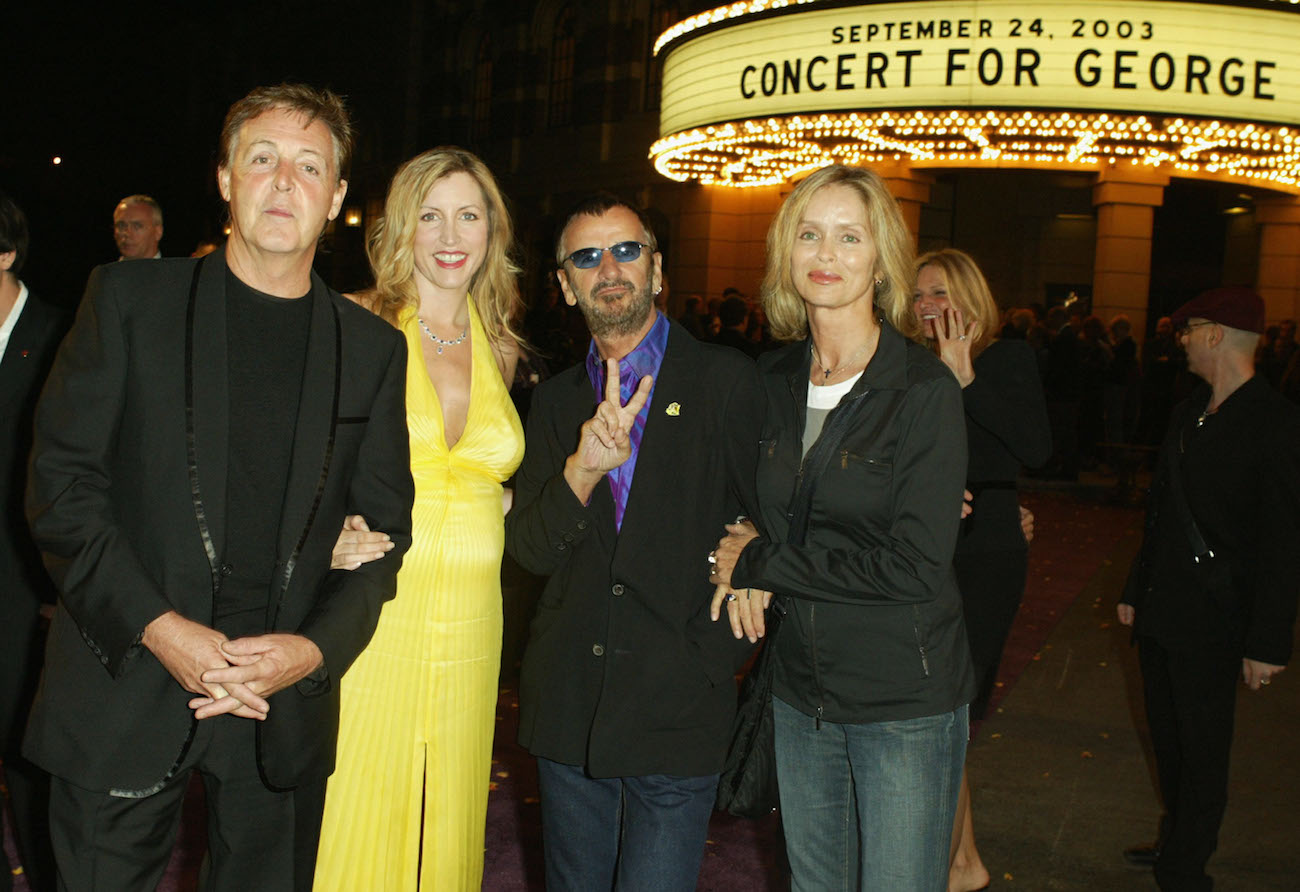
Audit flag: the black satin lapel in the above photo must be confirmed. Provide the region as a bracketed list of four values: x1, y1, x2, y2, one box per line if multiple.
[188, 253, 229, 570]
[273, 273, 339, 599]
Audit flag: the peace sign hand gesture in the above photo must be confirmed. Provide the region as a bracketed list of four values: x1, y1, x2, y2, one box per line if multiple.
[934, 306, 976, 388]
[564, 357, 654, 503]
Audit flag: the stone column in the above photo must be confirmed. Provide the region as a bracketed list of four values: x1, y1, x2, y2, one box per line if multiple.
[877, 162, 933, 247]
[1254, 195, 1300, 323]
[1091, 166, 1170, 337]
[674, 183, 782, 305]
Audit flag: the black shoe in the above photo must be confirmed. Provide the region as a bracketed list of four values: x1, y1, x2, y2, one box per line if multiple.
[1123, 844, 1159, 867]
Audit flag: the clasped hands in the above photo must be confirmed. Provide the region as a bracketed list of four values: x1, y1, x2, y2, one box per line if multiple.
[142, 610, 323, 721]
[708, 519, 773, 643]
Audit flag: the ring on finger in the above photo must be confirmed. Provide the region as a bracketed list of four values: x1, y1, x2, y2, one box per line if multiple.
[724, 592, 736, 602]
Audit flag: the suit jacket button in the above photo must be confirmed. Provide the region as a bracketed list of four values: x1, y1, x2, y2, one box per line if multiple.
[611, 584, 625, 596]
[563, 532, 574, 543]
[556, 542, 567, 551]
[577, 520, 588, 530]
[592, 644, 605, 656]
[220, 563, 234, 577]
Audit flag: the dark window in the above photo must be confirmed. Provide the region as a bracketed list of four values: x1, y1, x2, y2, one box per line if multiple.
[646, 3, 677, 112]
[550, 6, 575, 127]
[473, 35, 493, 140]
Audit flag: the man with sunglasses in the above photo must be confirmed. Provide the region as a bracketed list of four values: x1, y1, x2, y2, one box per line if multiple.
[506, 194, 763, 890]
[1118, 287, 1300, 891]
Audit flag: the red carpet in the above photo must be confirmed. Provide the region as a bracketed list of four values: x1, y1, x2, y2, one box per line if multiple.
[3, 487, 1140, 890]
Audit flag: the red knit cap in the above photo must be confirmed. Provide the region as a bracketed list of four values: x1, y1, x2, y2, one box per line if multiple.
[1170, 286, 1265, 334]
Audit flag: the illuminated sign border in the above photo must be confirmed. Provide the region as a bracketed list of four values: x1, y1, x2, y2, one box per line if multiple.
[650, 0, 1300, 191]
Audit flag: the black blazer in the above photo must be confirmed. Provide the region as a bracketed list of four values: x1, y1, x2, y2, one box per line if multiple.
[0, 288, 69, 749]
[505, 319, 763, 778]
[23, 252, 414, 792]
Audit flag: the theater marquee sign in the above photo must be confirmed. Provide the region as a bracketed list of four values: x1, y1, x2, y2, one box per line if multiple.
[650, 0, 1300, 191]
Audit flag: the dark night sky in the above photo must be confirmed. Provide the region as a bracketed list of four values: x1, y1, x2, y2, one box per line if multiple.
[7, 2, 417, 304]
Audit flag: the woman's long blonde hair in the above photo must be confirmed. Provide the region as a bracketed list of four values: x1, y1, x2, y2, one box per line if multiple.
[363, 147, 524, 349]
[915, 248, 1000, 355]
[761, 164, 919, 343]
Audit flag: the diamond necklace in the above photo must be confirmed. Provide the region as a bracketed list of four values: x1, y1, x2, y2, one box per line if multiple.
[417, 317, 468, 354]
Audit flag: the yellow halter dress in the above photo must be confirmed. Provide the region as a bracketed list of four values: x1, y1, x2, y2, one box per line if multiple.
[314, 298, 524, 890]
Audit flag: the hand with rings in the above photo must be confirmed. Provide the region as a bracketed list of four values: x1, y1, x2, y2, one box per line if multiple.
[934, 306, 976, 388]
[1242, 657, 1284, 691]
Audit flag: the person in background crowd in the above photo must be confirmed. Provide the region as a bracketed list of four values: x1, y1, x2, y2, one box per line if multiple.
[505, 193, 763, 890]
[677, 292, 707, 340]
[24, 83, 414, 891]
[1105, 314, 1140, 451]
[712, 165, 972, 890]
[1077, 315, 1113, 470]
[1, 189, 65, 892]
[112, 194, 164, 260]
[913, 248, 1051, 892]
[315, 146, 526, 891]
[715, 294, 761, 359]
[1138, 316, 1184, 450]
[1042, 305, 1082, 479]
[1119, 287, 1300, 891]
[1263, 318, 1296, 388]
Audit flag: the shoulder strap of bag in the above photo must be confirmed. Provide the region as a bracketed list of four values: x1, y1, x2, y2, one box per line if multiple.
[1162, 410, 1214, 562]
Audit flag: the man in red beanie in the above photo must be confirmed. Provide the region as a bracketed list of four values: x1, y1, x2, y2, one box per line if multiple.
[1118, 286, 1300, 890]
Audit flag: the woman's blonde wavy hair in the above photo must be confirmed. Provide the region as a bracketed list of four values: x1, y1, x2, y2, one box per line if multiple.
[761, 164, 919, 343]
[915, 248, 1000, 355]
[362, 147, 524, 349]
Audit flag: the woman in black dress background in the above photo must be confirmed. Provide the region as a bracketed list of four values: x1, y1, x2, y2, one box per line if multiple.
[913, 248, 1051, 891]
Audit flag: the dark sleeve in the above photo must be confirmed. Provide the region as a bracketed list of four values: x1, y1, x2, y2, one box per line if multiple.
[963, 340, 1051, 469]
[1244, 410, 1300, 664]
[504, 383, 598, 576]
[296, 332, 415, 681]
[733, 374, 968, 605]
[25, 267, 174, 676]
[723, 360, 765, 525]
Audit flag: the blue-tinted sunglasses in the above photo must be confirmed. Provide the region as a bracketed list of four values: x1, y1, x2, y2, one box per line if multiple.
[562, 241, 652, 269]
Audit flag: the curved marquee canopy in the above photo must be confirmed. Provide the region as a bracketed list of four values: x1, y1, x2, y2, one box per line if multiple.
[650, 0, 1300, 192]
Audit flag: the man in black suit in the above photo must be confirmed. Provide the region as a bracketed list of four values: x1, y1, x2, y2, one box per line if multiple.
[23, 84, 414, 891]
[1118, 287, 1300, 891]
[505, 195, 763, 890]
[1, 190, 65, 892]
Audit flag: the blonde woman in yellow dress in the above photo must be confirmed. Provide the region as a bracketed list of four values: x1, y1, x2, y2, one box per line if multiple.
[314, 147, 525, 891]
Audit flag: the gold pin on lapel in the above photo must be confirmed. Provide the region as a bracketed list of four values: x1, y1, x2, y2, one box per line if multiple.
[665, 402, 681, 416]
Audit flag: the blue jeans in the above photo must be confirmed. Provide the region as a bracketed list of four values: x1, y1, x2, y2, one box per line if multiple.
[535, 757, 717, 891]
[773, 696, 968, 891]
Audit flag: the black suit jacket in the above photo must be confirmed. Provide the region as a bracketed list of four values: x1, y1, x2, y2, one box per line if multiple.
[23, 252, 414, 792]
[0, 288, 69, 750]
[505, 319, 763, 778]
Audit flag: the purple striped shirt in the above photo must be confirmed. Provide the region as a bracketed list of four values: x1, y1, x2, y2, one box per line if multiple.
[584, 311, 669, 531]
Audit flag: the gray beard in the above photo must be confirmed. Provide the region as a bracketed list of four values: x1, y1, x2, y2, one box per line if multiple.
[578, 279, 655, 339]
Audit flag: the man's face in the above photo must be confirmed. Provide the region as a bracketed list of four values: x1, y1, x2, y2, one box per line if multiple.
[557, 206, 661, 339]
[1156, 316, 1174, 338]
[113, 202, 162, 259]
[217, 107, 346, 264]
[1178, 317, 1215, 379]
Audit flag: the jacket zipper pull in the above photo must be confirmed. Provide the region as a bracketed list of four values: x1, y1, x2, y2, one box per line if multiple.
[841, 450, 848, 470]
[815, 705, 823, 730]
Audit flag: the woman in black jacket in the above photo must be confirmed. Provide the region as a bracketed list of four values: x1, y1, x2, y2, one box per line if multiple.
[914, 248, 1051, 892]
[710, 165, 974, 891]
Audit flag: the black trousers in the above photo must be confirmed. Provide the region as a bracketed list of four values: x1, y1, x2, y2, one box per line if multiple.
[1137, 636, 1240, 892]
[48, 712, 325, 892]
[955, 548, 1028, 721]
[1, 607, 55, 892]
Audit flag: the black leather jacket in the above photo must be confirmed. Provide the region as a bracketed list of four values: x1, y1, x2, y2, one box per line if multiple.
[733, 322, 976, 723]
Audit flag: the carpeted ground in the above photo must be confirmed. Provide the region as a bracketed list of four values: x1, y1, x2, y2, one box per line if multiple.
[3, 485, 1140, 891]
